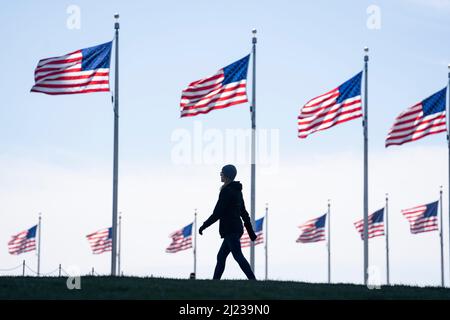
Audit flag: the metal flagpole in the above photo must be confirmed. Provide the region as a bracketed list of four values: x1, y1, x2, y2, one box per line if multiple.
[440, 186, 445, 287]
[111, 13, 120, 276]
[250, 29, 257, 273]
[265, 203, 268, 280]
[385, 193, 390, 285]
[37, 213, 42, 277]
[327, 200, 331, 284]
[194, 208, 197, 279]
[447, 64, 450, 286]
[118, 212, 122, 276]
[363, 47, 369, 285]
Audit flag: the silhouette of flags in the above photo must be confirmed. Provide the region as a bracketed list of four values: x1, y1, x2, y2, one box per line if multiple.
[354, 208, 385, 240]
[31, 41, 112, 95]
[180, 55, 250, 117]
[402, 201, 439, 234]
[166, 223, 193, 253]
[298, 72, 363, 138]
[385, 88, 447, 147]
[86, 227, 112, 254]
[241, 217, 264, 248]
[8, 225, 37, 255]
[296, 214, 327, 243]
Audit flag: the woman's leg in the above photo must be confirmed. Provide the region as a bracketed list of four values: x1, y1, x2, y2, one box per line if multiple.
[213, 239, 231, 279]
[227, 234, 256, 280]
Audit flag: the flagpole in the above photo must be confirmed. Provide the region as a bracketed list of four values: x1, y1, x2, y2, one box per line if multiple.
[447, 64, 450, 286]
[327, 200, 331, 284]
[194, 208, 197, 279]
[111, 13, 120, 276]
[118, 212, 122, 276]
[363, 47, 369, 286]
[385, 193, 390, 285]
[37, 213, 41, 277]
[440, 186, 445, 287]
[265, 203, 268, 280]
[250, 28, 257, 273]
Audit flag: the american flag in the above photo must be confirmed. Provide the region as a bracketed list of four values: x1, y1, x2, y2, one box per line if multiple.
[241, 217, 264, 248]
[31, 41, 112, 95]
[8, 225, 37, 255]
[296, 214, 327, 243]
[298, 72, 363, 138]
[354, 208, 385, 240]
[86, 227, 112, 254]
[180, 55, 250, 117]
[385, 88, 447, 147]
[166, 223, 193, 253]
[402, 201, 439, 234]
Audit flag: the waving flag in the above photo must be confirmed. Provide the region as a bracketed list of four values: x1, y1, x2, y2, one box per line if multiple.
[86, 227, 112, 254]
[296, 214, 327, 243]
[8, 225, 37, 255]
[298, 72, 363, 138]
[402, 201, 439, 234]
[385, 88, 447, 147]
[166, 223, 193, 253]
[31, 41, 112, 95]
[354, 208, 384, 240]
[241, 217, 264, 248]
[180, 55, 250, 117]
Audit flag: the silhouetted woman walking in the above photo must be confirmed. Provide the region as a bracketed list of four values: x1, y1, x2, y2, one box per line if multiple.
[199, 164, 257, 280]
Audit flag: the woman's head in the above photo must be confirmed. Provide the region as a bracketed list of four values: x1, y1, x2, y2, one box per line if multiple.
[220, 164, 237, 183]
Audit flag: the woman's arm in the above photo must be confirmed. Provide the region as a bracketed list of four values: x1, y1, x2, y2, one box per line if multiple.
[240, 195, 257, 240]
[200, 189, 228, 232]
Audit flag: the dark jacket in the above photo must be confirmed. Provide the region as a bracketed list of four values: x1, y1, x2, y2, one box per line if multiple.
[201, 181, 255, 238]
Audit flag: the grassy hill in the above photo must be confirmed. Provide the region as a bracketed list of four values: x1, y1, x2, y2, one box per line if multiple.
[1, 276, 450, 299]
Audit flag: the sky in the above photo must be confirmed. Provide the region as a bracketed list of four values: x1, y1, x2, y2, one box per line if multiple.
[1, 0, 450, 287]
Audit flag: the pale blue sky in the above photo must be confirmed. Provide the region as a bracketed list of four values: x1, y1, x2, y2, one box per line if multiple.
[1, 1, 450, 286]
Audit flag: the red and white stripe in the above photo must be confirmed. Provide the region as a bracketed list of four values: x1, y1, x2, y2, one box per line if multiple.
[296, 218, 326, 243]
[8, 231, 36, 255]
[86, 228, 112, 254]
[402, 205, 439, 234]
[298, 88, 362, 138]
[354, 215, 384, 240]
[240, 230, 264, 248]
[165, 230, 192, 253]
[385, 103, 447, 147]
[31, 50, 110, 95]
[180, 70, 248, 117]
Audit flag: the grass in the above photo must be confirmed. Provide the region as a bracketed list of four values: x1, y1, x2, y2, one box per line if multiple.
[0, 276, 450, 300]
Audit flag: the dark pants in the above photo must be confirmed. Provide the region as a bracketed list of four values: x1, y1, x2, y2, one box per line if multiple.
[213, 233, 256, 280]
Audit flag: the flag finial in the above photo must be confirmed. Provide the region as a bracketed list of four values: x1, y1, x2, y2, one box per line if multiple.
[114, 13, 120, 30]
